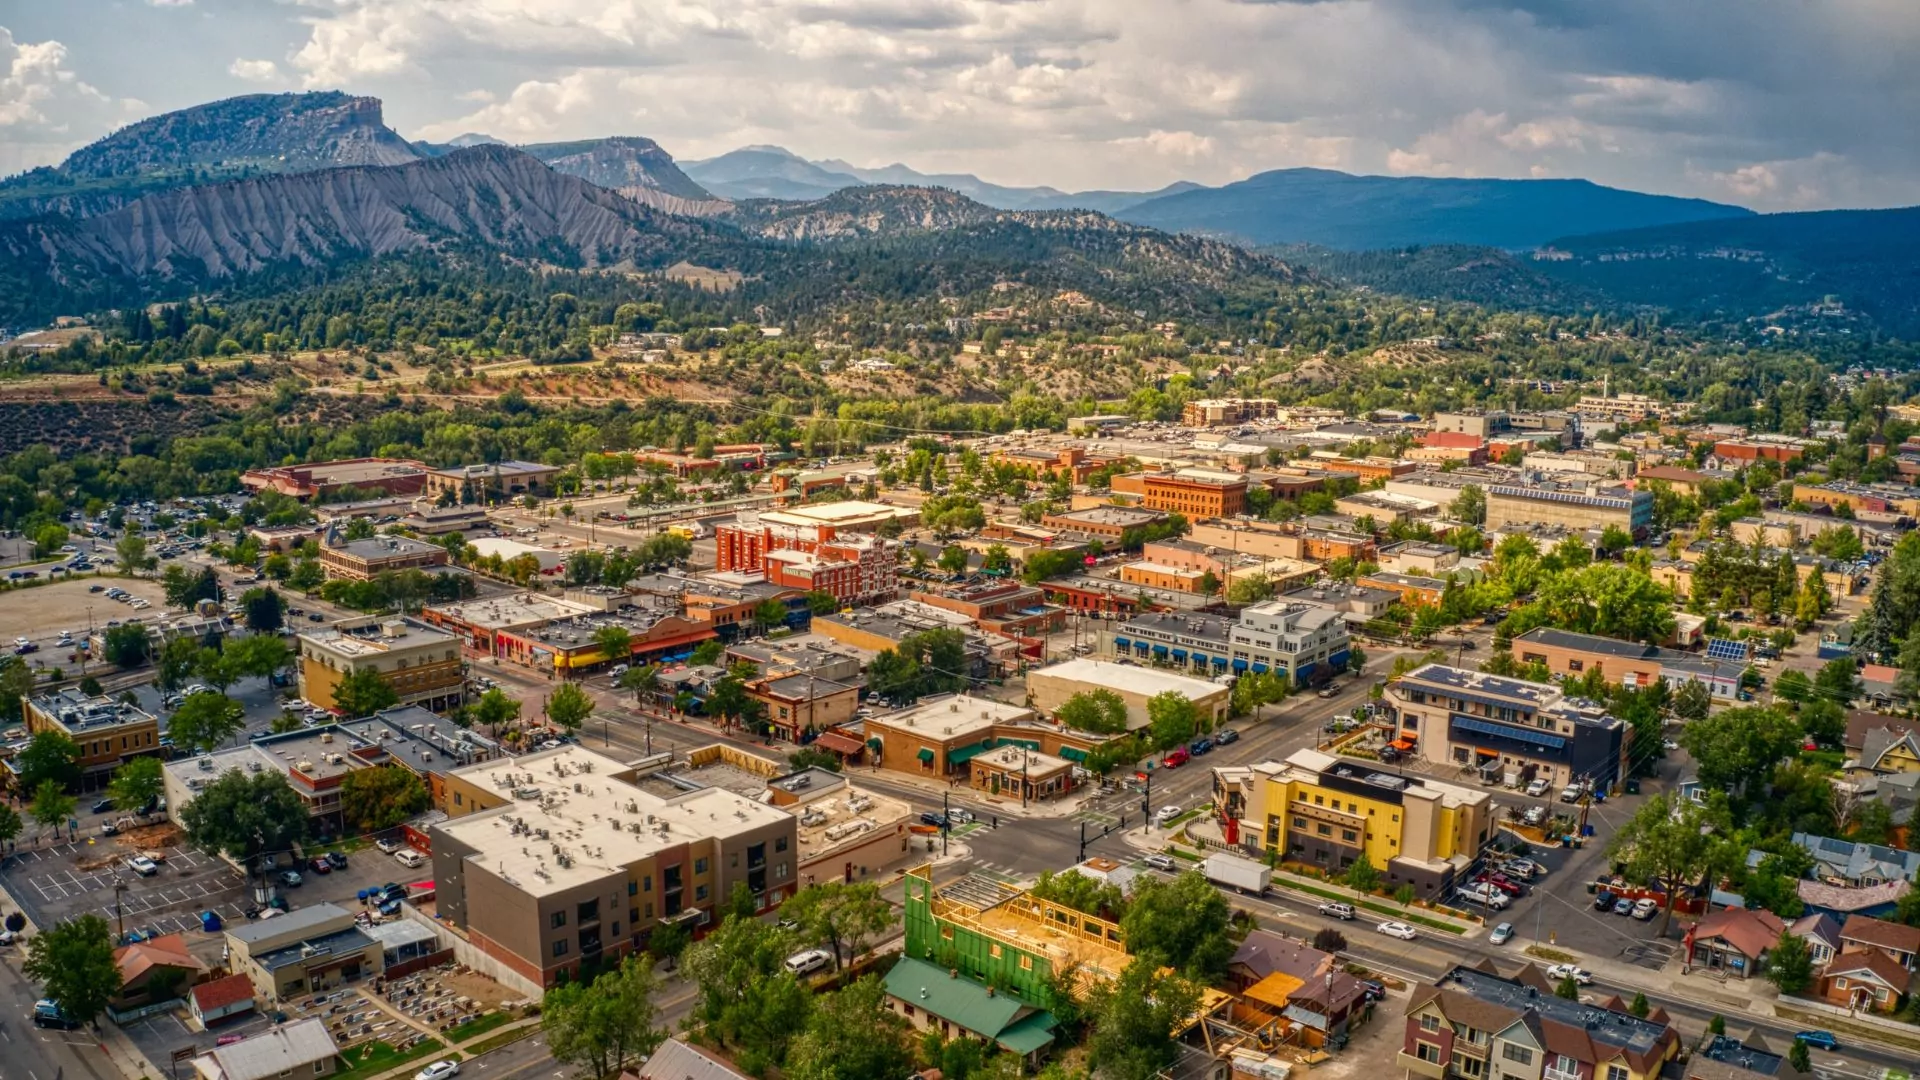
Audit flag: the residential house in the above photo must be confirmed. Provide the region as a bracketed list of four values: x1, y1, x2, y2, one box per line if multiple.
[191, 1017, 340, 1080]
[1685, 1032, 1812, 1080]
[1787, 913, 1842, 969]
[1837, 914, 1920, 973]
[1398, 962, 1680, 1080]
[1818, 949, 1911, 1014]
[1793, 833, 1920, 887]
[621, 1038, 752, 1080]
[112, 933, 208, 1012]
[1227, 930, 1369, 1048]
[188, 973, 258, 1028]
[1685, 907, 1785, 979]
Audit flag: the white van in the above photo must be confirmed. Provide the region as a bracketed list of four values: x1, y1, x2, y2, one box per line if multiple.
[783, 948, 832, 977]
[393, 849, 426, 869]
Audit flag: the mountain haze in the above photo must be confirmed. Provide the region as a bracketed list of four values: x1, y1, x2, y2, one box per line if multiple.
[1118, 168, 1753, 250]
[521, 138, 730, 216]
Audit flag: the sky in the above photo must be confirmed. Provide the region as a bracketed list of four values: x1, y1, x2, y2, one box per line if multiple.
[3, 0, 1918, 212]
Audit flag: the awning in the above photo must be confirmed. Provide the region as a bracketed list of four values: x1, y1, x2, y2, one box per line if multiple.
[1232, 658, 1249, 672]
[1251, 662, 1268, 674]
[1453, 715, 1567, 750]
[1212, 657, 1229, 668]
[1170, 648, 1187, 660]
[1151, 644, 1169, 656]
[1190, 652, 1208, 664]
[1058, 747, 1088, 763]
[867, 737, 883, 753]
[917, 748, 935, 763]
[946, 742, 993, 766]
[813, 731, 866, 756]
[1114, 637, 1131, 649]
[1390, 737, 1416, 751]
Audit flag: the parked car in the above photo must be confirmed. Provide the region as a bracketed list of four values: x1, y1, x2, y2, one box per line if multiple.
[1188, 737, 1213, 756]
[126, 855, 159, 876]
[1214, 728, 1239, 745]
[394, 849, 426, 869]
[1161, 748, 1190, 768]
[1317, 686, 1340, 699]
[1489, 922, 1514, 945]
[1632, 898, 1659, 920]
[375, 837, 403, 854]
[414, 1061, 461, 1080]
[918, 812, 949, 829]
[947, 808, 975, 825]
[91, 798, 115, 814]
[1474, 873, 1524, 897]
[1358, 980, 1386, 1003]
[326, 851, 349, 870]
[1144, 854, 1178, 873]
[1318, 902, 1356, 921]
[1793, 1031, 1839, 1052]
[1524, 778, 1550, 798]
[32, 999, 79, 1029]
[1154, 805, 1182, 827]
[1546, 963, 1593, 985]
[784, 948, 832, 977]
[1376, 921, 1418, 941]
[1559, 784, 1585, 803]
[1522, 806, 1547, 827]
[1502, 858, 1543, 879]
[1612, 896, 1636, 916]
[1593, 890, 1617, 911]
[308, 856, 333, 874]
[279, 870, 303, 887]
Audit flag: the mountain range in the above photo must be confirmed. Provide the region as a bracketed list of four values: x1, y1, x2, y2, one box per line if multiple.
[3, 90, 1918, 337]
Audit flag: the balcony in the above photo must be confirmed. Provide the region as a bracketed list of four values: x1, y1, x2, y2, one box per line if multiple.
[1544, 1067, 1582, 1080]
[1396, 1051, 1446, 1080]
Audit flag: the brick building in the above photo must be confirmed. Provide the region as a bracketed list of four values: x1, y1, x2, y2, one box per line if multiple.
[715, 503, 910, 606]
[241, 458, 428, 501]
[1137, 469, 1249, 518]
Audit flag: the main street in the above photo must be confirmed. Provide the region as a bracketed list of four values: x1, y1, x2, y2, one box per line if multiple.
[0, 947, 123, 1080]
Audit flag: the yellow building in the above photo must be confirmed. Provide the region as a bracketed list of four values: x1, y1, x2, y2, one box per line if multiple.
[1214, 749, 1494, 898]
[296, 617, 464, 717]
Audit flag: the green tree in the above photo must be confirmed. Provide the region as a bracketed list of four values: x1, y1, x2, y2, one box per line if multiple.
[542, 954, 666, 1077]
[1053, 689, 1130, 735]
[470, 686, 521, 736]
[1628, 991, 1650, 1018]
[1343, 853, 1381, 895]
[287, 558, 324, 592]
[547, 681, 595, 731]
[340, 765, 430, 833]
[1673, 679, 1713, 723]
[1555, 976, 1581, 1000]
[938, 545, 970, 575]
[648, 919, 692, 970]
[753, 598, 790, 635]
[156, 636, 204, 692]
[1678, 707, 1802, 800]
[690, 639, 725, 667]
[168, 691, 246, 752]
[1766, 930, 1813, 994]
[1146, 690, 1201, 751]
[1773, 668, 1813, 705]
[30, 780, 77, 839]
[178, 769, 308, 880]
[787, 746, 842, 773]
[32, 523, 69, 560]
[1227, 572, 1275, 605]
[1120, 870, 1233, 980]
[1345, 646, 1368, 677]
[0, 803, 21, 853]
[781, 882, 893, 971]
[331, 668, 399, 717]
[592, 624, 633, 666]
[15, 731, 80, 793]
[1451, 484, 1486, 526]
[1789, 1038, 1812, 1074]
[161, 564, 220, 608]
[786, 974, 915, 1080]
[805, 590, 840, 616]
[1085, 962, 1201, 1080]
[102, 624, 151, 667]
[1800, 698, 1846, 748]
[617, 663, 660, 705]
[1608, 793, 1734, 934]
[227, 633, 292, 682]
[241, 586, 286, 632]
[0, 656, 35, 728]
[684, 908, 813, 1074]
[23, 913, 119, 1027]
[107, 756, 166, 813]
[115, 534, 156, 575]
[1814, 657, 1864, 707]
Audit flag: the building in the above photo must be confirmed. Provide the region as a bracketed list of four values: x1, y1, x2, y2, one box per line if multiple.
[969, 743, 1075, 802]
[1685, 908, 1785, 979]
[1791, 481, 1920, 520]
[908, 580, 1066, 638]
[337, 706, 499, 811]
[424, 460, 561, 504]
[625, 572, 804, 642]
[714, 504, 907, 605]
[1279, 581, 1398, 627]
[1040, 504, 1168, 542]
[624, 1038, 753, 1080]
[1386, 664, 1632, 793]
[1485, 480, 1654, 536]
[422, 592, 598, 652]
[1113, 600, 1351, 688]
[1136, 469, 1250, 518]
[761, 765, 912, 886]
[988, 445, 1110, 483]
[1399, 963, 1681, 1080]
[19, 689, 162, 789]
[225, 904, 383, 1001]
[241, 457, 428, 501]
[1712, 437, 1809, 464]
[864, 695, 1035, 777]
[1836, 913, 1920, 972]
[401, 505, 492, 536]
[1635, 464, 1713, 495]
[1793, 833, 1920, 887]
[748, 673, 860, 742]
[113, 932, 208, 1012]
[188, 973, 257, 1028]
[297, 617, 464, 715]
[191, 1017, 340, 1080]
[318, 533, 449, 581]
[1027, 658, 1230, 729]
[1313, 455, 1416, 483]
[1377, 541, 1460, 577]
[431, 745, 798, 987]
[1217, 749, 1496, 897]
[1356, 570, 1449, 607]
[1818, 950, 1910, 1014]
[166, 729, 366, 832]
[1226, 930, 1370, 1049]
[1182, 397, 1281, 426]
[495, 606, 716, 674]
[1511, 627, 1742, 699]
[1577, 391, 1683, 421]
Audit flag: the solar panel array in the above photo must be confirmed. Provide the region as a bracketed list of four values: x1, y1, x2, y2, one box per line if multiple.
[1704, 638, 1750, 662]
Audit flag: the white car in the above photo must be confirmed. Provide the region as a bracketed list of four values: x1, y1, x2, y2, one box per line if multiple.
[375, 838, 403, 854]
[1154, 805, 1182, 827]
[1143, 854, 1178, 873]
[784, 948, 832, 976]
[1376, 921, 1418, 941]
[1631, 898, 1659, 921]
[126, 855, 159, 876]
[1546, 963, 1593, 985]
[414, 1062, 461, 1080]
[1524, 778, 1550, 798]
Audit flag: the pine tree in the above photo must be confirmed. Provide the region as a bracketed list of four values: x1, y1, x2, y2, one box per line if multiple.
[1854, 574, 1899, 663]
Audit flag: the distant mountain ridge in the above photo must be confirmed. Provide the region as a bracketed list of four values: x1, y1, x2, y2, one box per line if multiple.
[1116, 167, 1754, 250]
[520, 138, 729, 217]
[0, 91, 421, 221]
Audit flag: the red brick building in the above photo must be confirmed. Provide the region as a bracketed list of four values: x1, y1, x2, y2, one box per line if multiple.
[715, 505, 905, 606]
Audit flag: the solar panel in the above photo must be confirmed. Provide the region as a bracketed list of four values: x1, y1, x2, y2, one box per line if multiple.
[1705, 638, 1750, 661]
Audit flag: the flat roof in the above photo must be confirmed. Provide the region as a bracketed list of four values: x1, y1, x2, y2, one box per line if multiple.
[255, 926, 377, 972]
[300, 618, 455, 657]
[29, 689, 156, 733]
[427, 593, 594, 630]
[971, 743, 1070, 775]
[1030, 658, 1224, 700]
[873, 695, 1033, 741]
[1045, 505, 1165, 526]
[432, 460, 556, 479]
[757, 500, 915, 527]
[436, 746, 792, 897]
[331, 535, 442, 560]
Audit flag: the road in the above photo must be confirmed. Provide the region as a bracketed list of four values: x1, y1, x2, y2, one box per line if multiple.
[0, 950, 121, 1080]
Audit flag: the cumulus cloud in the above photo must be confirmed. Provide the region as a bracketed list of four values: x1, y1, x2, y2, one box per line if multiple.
[228, 58, 280, 83]
[0, 26, 145, 175]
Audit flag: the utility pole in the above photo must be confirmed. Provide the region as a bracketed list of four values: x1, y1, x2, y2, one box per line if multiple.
[941, 790, 950, 855]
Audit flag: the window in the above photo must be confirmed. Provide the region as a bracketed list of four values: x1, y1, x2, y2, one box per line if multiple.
[551, 911, 567, 929]
[1313, 795, 1324, 806]
[1606, 1067, 1629, 1080]
[1416, 1043, 1441, 1064]
[628, 881, 638, 896]
[553, 940, 569, 957]
[1020, 955, 1033, 970]
[776, 836, 789, 853]
[1459, 1056, 1484, 1077]
[695, 885, 709, 901]
[1292, 816, 1307, 829]
[1316, 823, 1332, 836]
[1341, 829, 1357, 843]
[1501, 1044, 1532, 1066]
[1420, 1015, 1440, 1033]
[990, 944, 1002, 958]
[695, 857, 709, 874]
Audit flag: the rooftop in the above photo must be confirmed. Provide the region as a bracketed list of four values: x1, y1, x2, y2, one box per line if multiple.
[432, 460, 557, 479]
[169, 728, 369, 793]
[971, 743, 1071, 775]
[195, 1017, 339, 1080]
[426, 593, 595, 630]
[29, 688, 156, 733]
[435, 745, 792, 897]
[1442, 965, 1671, 1058]
[756, 500, 916, 528]
[338, 706, 497, 776]
[330, 535, 442, 560]
[1031, 658, 1224, 703]
[874, 695, 1033, 742]
[254, 926, 377, 972]
[301, 617, 456, 658]
[1044, 505, 1167, 527]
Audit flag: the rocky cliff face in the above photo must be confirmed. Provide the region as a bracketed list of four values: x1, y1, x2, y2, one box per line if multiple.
[523, 137, 716, 203]
[2, 146, 718, 290]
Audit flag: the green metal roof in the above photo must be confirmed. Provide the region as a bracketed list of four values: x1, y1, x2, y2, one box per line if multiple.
[883, 957, 1056, 1053]
[945, 741, 994, 766]
[917, 747, 935, 763]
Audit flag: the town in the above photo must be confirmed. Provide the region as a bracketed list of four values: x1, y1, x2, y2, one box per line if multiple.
[4, 382, 1920, 1080]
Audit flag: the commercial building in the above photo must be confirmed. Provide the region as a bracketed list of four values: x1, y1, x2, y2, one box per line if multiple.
[297, 617, 464, 716]
[1279, 581, 1397, 627]
[1386, 663, 1632, 793]
[811, 606, 1005, 679]
[908, 580, 1066, 638]
[424, 460, 561, 504]
[1313, 456, 1416, 483]
[1398, 963, 1681, 1080]
[863, 695, 1036, 777]
[714, 504, 907, 605]
[1040, 505, 1168, 542]
[1356, 570, 1449, 607]
[191, 1017, 340, 1080]
[625, 572, 804, 642]
[1027, 658, 1230, 730]
[431, 745, 798, 987]
[763, 766, 912, 887]
[748, 673, 860, 743]
[337, 706, 499, 812]
[241, 457, 428, 501]
[1485, 480, 1654, 536]
[1511, 627, 1742, 699]
[495, 606, 716, 674]
[968, 743, 1075, 802]
[1216, 749, 1495, 897]
[988, 445, 1111, 484]
[1135, 469, 1250, 518]
[422, 592, 598, 652]
[401, 505, 492, 536]
[20, 689, 162, 788]
[1792, 481, 1920, 520]
[1182, 398, 1281, 426]
[317, 533, 449, 581]
[165, 728, 367, 832]
[1713, 436, 1810, 464]
[1113, 601, 1350, 688]
[225, 904, 383, 1002]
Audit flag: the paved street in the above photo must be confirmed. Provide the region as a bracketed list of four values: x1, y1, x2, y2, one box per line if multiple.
[0, 949, 123, 1080]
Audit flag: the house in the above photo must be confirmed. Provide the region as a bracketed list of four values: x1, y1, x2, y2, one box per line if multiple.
[1787, 913, 1843, 969]
[1845, 713, 1920, 777]
[1399, 962, 1680, 1080]
[1686, 1032, 1812, 1080]
[192, 1017, 340, 1080]
[1837, 914, 1920, 972]
[1226, 930, 1368, 1048]
[1685, 907, 1785, 979]
[621, 1038, 751, 1080]
[1817, 949, 1911, 1014]
[113, 933, 208, 1012]
[189, 973, 258, 1028]
[1795, 878, 1909, 921]
[883, 956, 1060, 1065]
[1793, 833, 1920, 887]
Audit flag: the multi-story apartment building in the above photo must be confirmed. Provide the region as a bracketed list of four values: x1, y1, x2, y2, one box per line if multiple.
[297, 617, 464, 716]
[1137, 469, 1250, 518]
[318, 534, 450, 581]
[430, 746, 798, 988]
[1386, 664, 1632, 793]
[1791, 481, 1920, 520]
[22, 689, 162, 788]
[1214, 749, 1494, 896]
[1399, 963, 1681, 1080]
[1485, 481, 1654, 536]
[714, 503, 911, 605]
[1181, 398, 1282, 426]
[1114, 600, 1350, 687]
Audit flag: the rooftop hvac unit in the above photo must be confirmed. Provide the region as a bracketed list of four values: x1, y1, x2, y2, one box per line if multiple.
[247, 761, 262, 772]
[198, 756, 214, 771]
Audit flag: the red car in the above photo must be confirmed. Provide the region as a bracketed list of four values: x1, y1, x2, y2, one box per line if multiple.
[1474, 872, 1524, 897]
[307, 856, 333, 875]
[1162, 748, 1190, 768]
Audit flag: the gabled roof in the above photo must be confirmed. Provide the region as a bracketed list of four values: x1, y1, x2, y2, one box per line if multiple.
[1825, 948, 1913, 993]
[625, 1038, 751, 1080]
[1230, 930, 1335, 983]
[116, 932, 205, 987]
[191, 973, 256, 1013]
[1838, 914, 1920, 957]
[198, 1018, 338, 1080]
[1797, 878, 1909, 914]
[1792, 833, 1920, 884]
[883, 956, 1055, 1055]
[1691, 908, 1785, 960]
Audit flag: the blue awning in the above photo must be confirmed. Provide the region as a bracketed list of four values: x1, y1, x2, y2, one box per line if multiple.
[1190, 651, 1208, 664]
[1170, 648, 1188, 660]
[1328, 649, 1351, 670]
[1295, 661, 1317, 681]
[1114, 637, 1131, 649]
[1251, 662, 1268, 674]
[1453, 715, 1567, 751]
[1152, 644, 1169, 656]
[1212, 657, 1229, 668]
[1232, 658, 1249, 672]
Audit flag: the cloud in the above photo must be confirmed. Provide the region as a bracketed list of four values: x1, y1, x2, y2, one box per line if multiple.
[228, 58, 280, 83]
[145, 0, 194, 6]
[0, 26, 145, 175]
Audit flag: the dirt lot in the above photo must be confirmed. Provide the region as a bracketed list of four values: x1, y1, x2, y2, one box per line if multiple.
[438, 969, 528, 1011]
[0, 574, 170, 642]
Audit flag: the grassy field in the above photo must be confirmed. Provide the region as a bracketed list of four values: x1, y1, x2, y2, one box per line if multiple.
[333, 1037, 450, 1079]
[463, 1023, 541, 1058]
[447, 1012, 515, 1043]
